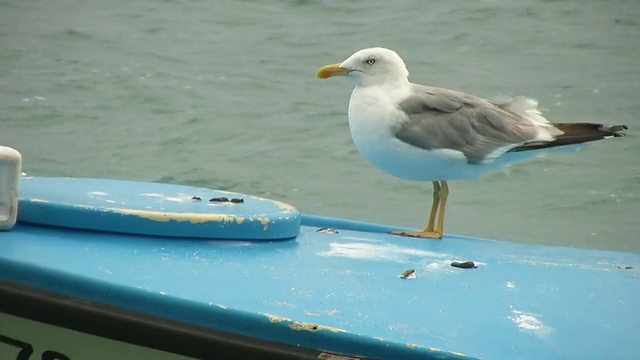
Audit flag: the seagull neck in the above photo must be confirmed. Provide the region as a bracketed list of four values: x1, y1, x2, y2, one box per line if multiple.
[355, 77, 410, 90]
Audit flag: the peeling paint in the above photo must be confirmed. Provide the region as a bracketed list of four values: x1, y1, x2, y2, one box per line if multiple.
[508, 309, 553, 339]
[264, 313, 291, 323]
[288, 321, 345, 333]
[317, 353, 360, 360]
[109, 208, 240, 224]
[407, 343, 416, 349]
[29, 198, 49, 203]
[304, 310, 320, 316]
[217, 304, 227, 310]
[259, 217, 270, 231]
[271, 199, 297, 214]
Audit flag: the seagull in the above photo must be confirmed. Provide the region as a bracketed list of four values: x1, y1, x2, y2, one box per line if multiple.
[316, 47, 628, 239]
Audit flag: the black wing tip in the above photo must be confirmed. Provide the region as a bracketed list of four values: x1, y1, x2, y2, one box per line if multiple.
[602, 124, 628, 137]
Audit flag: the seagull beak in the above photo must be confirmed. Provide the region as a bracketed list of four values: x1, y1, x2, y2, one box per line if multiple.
[316, 64, 352, 79]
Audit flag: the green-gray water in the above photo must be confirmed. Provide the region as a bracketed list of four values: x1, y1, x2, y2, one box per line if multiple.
[2, 0, 639, 252]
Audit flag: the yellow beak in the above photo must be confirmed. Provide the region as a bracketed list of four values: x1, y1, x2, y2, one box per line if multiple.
[316, 64, 352, 79]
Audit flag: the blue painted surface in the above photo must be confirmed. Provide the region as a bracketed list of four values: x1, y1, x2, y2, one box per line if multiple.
[1, 177, 639, 359]
[18, 177, 300, 240]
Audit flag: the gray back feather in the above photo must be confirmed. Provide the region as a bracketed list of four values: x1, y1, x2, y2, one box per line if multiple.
[395, 85, 540, 163]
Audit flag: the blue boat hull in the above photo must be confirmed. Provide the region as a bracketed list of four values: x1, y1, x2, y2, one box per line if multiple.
[1, 177, 638, 359]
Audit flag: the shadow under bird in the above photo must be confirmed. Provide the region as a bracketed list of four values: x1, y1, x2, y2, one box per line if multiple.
[316, 47, 628, 239]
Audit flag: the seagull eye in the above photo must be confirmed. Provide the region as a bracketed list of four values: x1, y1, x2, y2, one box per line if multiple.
[365, 58, 376, 65]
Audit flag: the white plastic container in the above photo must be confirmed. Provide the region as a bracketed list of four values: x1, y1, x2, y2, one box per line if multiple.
[0, 146, 21, 230]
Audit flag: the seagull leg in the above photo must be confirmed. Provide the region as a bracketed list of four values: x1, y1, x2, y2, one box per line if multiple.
[434, 181, 449, 236]
[424, 181, 441, 232]
[390, 181, 444, 239]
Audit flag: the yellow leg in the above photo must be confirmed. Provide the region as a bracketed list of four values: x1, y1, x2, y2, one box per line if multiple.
[424, 181, 440, 233]
[390, 180, 447, 239]
[434, 181, 449, 236]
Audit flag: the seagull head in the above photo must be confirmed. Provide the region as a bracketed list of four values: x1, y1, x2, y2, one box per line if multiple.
[316, 47, 409, 87]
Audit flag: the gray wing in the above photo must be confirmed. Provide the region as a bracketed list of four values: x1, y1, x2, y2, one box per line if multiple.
[395, 85, 542, 164]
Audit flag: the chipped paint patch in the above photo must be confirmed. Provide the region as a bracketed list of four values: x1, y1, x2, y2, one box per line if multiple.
[304, 310, 320, 316]
[271, 199, 297, 214]
[217, 304, 227, 310]
[29, 198, 49, 203]
[109, 208, 239, 224]
[407, 343, 417, 349]
[317, 353, 360, 360]
[288, 321, 345, 333]
[506, 281, 516, 288]
[264, 313, 291, 323]
[323, 309, 337, 316]
[258, 217, 270, 231]
[508, 309, 553, 339]
[374, 337, 385, 342]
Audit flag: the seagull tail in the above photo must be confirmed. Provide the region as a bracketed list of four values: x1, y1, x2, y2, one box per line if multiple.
[509, 123, 629, 152]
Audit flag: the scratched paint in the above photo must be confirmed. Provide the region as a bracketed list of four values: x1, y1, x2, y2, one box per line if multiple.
[28, 198, 49, 203]
[88, 191, 109, 196]
[288, 321, 345, 333]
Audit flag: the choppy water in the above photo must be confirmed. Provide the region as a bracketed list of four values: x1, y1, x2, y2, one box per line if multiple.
[1, 0, 639, 252]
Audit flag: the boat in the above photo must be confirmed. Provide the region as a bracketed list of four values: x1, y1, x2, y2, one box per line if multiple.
[0, 148, 638, 360]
